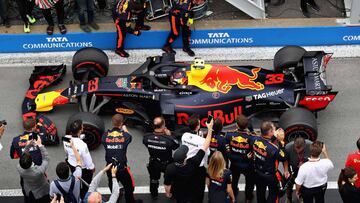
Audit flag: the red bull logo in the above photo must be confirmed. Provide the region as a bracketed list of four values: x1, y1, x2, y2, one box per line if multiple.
[187, 64, 264, 93]
[176, 106, 242, 127]
[253, 140, 267, 156]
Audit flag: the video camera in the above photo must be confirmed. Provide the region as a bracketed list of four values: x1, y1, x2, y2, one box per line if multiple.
[0, 120, 7, 126]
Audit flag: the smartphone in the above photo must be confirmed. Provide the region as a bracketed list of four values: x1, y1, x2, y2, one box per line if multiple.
[56, 193, 61, 201]
[112, 157, 119, 166]
[206, 115, 213, 124]
[29, 133, 38, 140]
[62, 137, 71, 143]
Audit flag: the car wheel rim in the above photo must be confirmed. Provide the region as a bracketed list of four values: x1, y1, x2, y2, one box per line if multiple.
[286, 130, 310, 142]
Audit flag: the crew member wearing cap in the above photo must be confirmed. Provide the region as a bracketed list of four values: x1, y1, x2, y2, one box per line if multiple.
[252, 121, 287, 203]
[143, 116, 179, 200]
[64, 119, 95, 199]
[102, 114, 142, 203]
[164, 117, 213, 202]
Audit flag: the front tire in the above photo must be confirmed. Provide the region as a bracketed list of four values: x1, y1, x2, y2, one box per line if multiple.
[66, 112, 105, 150]
[279, 107, 317, 142]
[72, 47, 109, 82]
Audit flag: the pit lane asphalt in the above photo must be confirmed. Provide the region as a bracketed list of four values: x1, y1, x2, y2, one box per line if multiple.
[0, 58, 359, 193]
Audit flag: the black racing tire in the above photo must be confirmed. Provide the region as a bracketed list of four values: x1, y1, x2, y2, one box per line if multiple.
[72, 47, 109, 82]
[273, 46, 306, 72]
[279, 107, 317, 142]
[66, 112, 105, 150]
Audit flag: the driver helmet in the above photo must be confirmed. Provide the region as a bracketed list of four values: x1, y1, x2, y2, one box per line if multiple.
[170, 71, 188, 86]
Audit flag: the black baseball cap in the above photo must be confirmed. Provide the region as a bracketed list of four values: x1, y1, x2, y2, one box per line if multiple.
[173, 145, 189, 164]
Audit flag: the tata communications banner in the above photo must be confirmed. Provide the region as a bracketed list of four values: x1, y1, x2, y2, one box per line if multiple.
[2, 26, 360, 53]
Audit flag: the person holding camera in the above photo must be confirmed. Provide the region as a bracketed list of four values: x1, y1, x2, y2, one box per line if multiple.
[63, 120, 95, 199]
[102, 114, 142, 203]
[284, 137, 312, 203]
[295, 141, 334, 203]
[252, 121, 287, 203]
[83, 164, 120, 203]
[164, 117, 213, 203]
[50, 139, 82, 203]
[17, 136, 50, 203]
[143, 116, 179, 200]
[181, 114, 211, 202]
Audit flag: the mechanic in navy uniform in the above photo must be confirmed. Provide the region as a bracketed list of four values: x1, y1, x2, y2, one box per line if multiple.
[10, 118, 43, 203]
[143, 116, 179, 200]
[64, 119, 95, 199]
[113, 0, 151, 58]
[162, 0, 198, 57]
[225, 114, 256, 203]
[102, 114, 142, 203]
[252, 121, 287, 203]
[209, 118, 227, 164]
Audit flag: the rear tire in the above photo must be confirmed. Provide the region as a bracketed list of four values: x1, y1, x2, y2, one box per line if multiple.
[279, 107, 317, 142]
[66, 112, 105, 150]
[273, 46, 306, 72]
[72, 47, 109, 82]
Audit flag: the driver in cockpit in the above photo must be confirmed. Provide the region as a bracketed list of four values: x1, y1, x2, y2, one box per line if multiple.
[170, 71, 188, 86]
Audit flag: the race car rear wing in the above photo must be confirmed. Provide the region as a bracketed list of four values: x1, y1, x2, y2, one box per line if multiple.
[299, 51, 337, 111]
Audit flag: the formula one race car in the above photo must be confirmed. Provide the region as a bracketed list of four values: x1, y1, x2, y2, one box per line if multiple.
[22, 46, 337, 149]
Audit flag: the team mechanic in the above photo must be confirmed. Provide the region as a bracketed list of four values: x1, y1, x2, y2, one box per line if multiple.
[102, 114, 142, 203]
[225, 115, 256, 203]
[10, 118, 43, 203]
[252, 121, 288, 203]
[143, 116, 179, 200]
[162, 0, 202, 57]
[113, 0, 151, 58]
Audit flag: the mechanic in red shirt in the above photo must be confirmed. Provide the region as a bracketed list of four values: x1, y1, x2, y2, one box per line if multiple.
[345, 138, 360, 188]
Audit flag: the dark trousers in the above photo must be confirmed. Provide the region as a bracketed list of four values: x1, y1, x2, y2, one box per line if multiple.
[15, 0, 35, 23]
[147, 159, 169, 197]
[192, 166, 206, 203]
[0, 0, 8, 20]
[301, 184, 327, 203]
[165, 12, 191, 49]
[106, 165, 135, 203]
[68, 164, 93, 199]
[115, 18, 127, 51]
[230, 165, 255, 201]
[76, 0, 94, 24]
[41, 0, 65, 26]
[255, 171, 280, 203]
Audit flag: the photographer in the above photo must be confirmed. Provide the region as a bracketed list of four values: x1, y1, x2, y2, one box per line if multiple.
[83, 164, 120, 203]
[102, 114, 142, 203]
[64, 120, 95, 199]
[0, 120, 6, 151]
[17, 136, 50, 203]
[295, 141, 334, 203]
[50, 138, 82, 203]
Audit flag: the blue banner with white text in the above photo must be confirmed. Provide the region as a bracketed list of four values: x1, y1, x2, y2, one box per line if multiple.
[1, 26, 360, 53]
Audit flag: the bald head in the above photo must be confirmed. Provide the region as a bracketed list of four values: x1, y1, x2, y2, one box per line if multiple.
[153, 116, 165, 130]
[87, 192, 102, 203]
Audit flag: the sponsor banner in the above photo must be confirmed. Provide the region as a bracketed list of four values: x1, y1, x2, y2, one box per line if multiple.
[2, 26, 360, 53]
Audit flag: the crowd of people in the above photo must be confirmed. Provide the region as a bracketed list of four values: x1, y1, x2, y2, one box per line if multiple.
[0, 0, 198, 57]
[1, 110, 359, 203]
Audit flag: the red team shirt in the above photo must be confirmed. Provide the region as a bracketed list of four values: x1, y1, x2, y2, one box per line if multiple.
[345, 151, 360, 188]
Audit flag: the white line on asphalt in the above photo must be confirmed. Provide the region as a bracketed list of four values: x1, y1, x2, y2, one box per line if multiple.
[0, 182, 340, 197]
